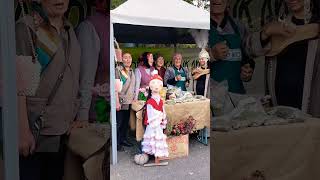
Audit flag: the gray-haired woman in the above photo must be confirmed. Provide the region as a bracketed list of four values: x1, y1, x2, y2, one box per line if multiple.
[164, 53, 190, 91]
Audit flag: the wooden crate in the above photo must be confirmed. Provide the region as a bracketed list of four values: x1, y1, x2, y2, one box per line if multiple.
[159, 134, 189, 160]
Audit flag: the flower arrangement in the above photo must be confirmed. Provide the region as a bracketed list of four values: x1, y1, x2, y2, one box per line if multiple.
[92, 83, 110, 98]
[164, 116, 197, 136]
[138, 87, 149, 101]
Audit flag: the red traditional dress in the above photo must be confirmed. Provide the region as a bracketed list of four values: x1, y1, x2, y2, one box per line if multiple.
[142, 94, 169, 157]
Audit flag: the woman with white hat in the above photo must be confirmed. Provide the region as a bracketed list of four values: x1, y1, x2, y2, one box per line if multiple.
[261, 0, 320, 116]
[192, 49, 210, 98]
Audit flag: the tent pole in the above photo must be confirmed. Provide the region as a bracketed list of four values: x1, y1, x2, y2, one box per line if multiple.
[0, 0, 20, 179]
[110, 21, 118, 165]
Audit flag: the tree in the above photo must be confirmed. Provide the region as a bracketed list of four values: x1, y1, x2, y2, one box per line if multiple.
[183, 0, 194, 4]
[193, 0, 210, 10]
[111, 0, 126, 10]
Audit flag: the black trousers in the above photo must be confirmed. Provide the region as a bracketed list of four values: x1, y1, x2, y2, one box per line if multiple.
[19, 136, 66, 180]
[116, 108, 130, 145]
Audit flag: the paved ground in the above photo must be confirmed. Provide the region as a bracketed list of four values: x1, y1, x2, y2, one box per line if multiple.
[111, 136, 210, 180]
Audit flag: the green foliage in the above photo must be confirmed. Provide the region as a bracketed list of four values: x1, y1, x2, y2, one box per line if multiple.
[183, 0, 194, 4]
[95, 96, 110, 124]
[138, 92, 147, 101]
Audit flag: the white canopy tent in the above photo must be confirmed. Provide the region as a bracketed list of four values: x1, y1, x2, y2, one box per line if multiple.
[111, 0, 209, 30]
[110, 0, 210, 165]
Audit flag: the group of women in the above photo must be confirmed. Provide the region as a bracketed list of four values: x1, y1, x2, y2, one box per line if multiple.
[115, 50, 210, 151]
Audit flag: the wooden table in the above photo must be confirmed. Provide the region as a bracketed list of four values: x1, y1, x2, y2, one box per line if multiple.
[130, 99, 211, 143]
[212, 118, 320, 180]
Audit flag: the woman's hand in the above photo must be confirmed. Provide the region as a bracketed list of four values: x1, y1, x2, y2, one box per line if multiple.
[192, 68, 201, 75]
[185, 81, 190, 88]
[261, 21, 296, 40]
[212, 41, 229, 60]
[67, 120, 90, 135]
[18, 95, 35, 157]
[19, 126, 36, 157]
[71, 120, 89, 129]
[116, 104, 121, 111]
[175, 75, 182, 81]
[116, 92, 121, 111]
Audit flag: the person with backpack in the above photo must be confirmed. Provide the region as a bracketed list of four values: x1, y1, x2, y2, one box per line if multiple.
[15, 0, 81, 180]
[115, 52, 136, 151]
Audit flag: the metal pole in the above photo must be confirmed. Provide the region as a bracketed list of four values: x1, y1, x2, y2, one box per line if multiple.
[0, 0, 20, 179]
[110, 19, 117, 165]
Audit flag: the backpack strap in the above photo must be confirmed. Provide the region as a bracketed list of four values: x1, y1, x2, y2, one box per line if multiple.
[45, 31, 71, 106]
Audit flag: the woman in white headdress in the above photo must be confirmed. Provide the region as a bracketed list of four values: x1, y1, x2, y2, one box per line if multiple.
[192, 49, 210, 98]
[248, 0, 320, 117]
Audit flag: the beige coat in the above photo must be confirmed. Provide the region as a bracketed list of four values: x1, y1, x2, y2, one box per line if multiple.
[16, 16, 81, 151]
[116, 66, 136, 110]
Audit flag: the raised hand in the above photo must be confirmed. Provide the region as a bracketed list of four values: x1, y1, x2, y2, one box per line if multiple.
[212, 41, 229, 60]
